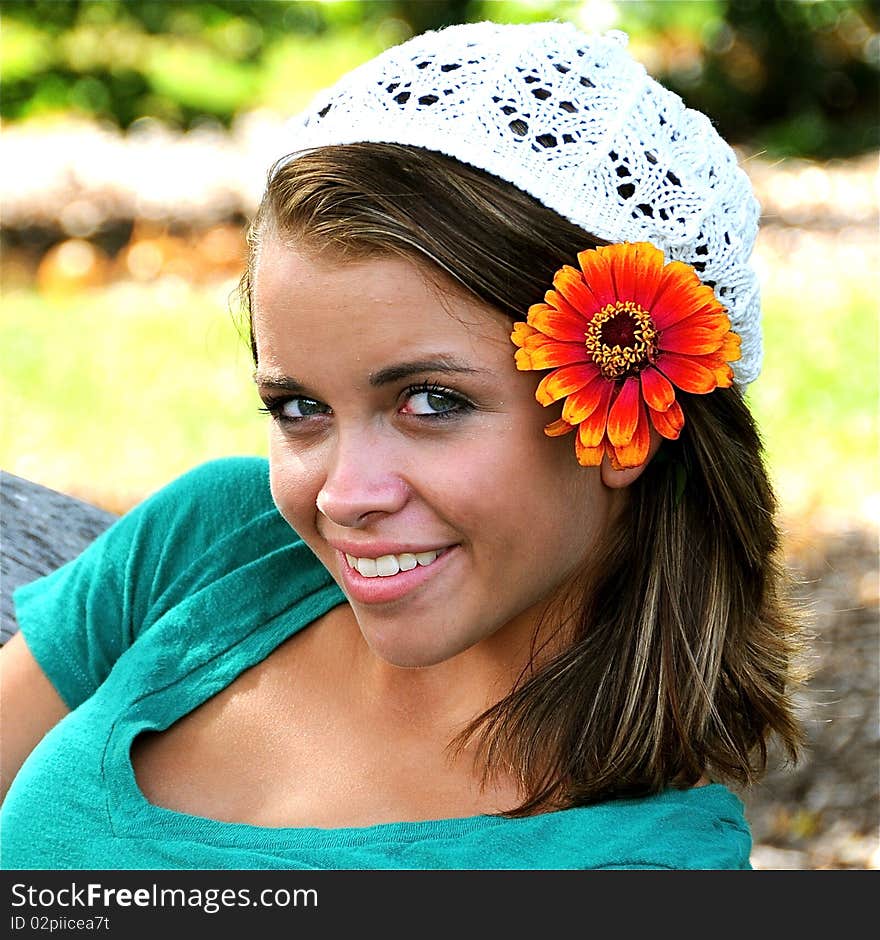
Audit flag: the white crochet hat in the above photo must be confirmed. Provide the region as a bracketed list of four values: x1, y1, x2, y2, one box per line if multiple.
[275, 20, 763, 385]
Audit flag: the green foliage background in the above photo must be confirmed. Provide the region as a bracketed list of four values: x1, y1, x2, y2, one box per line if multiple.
[2, 0, 878, 157]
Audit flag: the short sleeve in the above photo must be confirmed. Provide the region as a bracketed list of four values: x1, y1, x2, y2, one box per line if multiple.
[12, 456, 274, 711]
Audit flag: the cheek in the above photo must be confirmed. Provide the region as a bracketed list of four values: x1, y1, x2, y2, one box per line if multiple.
[427, 426, 602, 546]
[268, 438, 322, 534]
[503, 436, 612, 559]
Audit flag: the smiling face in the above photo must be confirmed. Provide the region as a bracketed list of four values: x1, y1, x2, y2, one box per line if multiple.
[251, 235, 622, 668]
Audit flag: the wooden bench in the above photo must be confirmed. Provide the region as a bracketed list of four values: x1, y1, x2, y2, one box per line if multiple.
[0, 471, 117, 644]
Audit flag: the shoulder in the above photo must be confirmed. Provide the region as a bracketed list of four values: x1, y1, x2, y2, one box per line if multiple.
[537, 784, 752, 870]
[616, 784, 753, 870]
[128, 456, 276, 548]
[149, 455, 272, 516]
[119, 455, 308, 594]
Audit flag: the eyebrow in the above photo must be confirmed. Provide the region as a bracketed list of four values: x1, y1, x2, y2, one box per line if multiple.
[369, 357, 483, 386]
[252, 372, 308, 394]
[253, 357, 484, 391]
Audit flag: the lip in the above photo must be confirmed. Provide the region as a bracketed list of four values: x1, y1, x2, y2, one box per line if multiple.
[335, 545, 458, 605]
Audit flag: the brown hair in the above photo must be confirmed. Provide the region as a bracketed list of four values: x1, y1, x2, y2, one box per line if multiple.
[238, 142, 807, 814]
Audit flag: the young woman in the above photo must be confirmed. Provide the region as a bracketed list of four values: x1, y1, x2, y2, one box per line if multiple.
[0, 20, 804, 869]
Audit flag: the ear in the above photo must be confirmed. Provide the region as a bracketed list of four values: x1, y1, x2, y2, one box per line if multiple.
[600, 426, 663, 489]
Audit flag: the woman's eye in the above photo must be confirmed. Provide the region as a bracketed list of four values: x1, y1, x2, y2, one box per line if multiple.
[401, 387, 467, 416]
[260, 397, 330, 421]
[282, 397, 331, 419]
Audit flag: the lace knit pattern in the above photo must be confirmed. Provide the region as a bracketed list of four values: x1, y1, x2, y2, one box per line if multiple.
[276, 20, 763, 385]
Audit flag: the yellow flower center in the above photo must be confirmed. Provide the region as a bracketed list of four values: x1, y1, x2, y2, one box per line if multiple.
[585, 301, 657, 379]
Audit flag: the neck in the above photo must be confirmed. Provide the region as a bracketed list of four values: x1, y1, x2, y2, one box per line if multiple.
[346, 589, 579, 741]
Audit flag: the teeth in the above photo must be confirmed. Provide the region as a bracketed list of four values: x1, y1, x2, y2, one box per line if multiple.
[375, 554, 399, 577]
[346, 549, 442, 578]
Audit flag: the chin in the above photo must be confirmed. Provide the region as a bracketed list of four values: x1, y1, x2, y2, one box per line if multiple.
[368, 642, 457, 670]
[361, 626, 474, 670]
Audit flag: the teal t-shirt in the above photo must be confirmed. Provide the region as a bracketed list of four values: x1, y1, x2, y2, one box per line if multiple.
[1, 456, 752, 870]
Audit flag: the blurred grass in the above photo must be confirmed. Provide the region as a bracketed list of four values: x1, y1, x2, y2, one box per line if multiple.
[1, 235, 878, 524]
[744, 230, 879, 529]
[0, 277, 266, 514]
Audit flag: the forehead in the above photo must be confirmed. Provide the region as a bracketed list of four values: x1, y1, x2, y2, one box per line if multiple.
[251, 236, 512, 363]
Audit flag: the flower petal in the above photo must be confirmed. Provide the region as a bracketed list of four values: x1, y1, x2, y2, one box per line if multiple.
[692, 346, 738, 387]
[640, 366, 675, 412]
[660, 326, 731, 356]
[604, 441, 623, 471]
[649, 399, 684, 440]
[544, 417, 576, 437]
[656, 353, 718, 394]
[607, 241, 667, 310]
[716, 330, 742, 363]
[577, 380, 614, 447]
[612, 400, 650, 468]
[607, 375, 641, 446]
[527, 302, 590, 343]
[561, 373, 607, 424]
[574, 249, 617, 309]
[515, 340, 588, 370]
[535, 363, 600, 405]
[575, 435, 605, 466]
[676, 332, 742, 388]
[659, 309, 731, 347]
[651, 262, 723, 330]
[553, 264, 605, 319]
[708, 360, 735, 387]
[517, 330, 565, 350]
[662, 309, 731, 336]
[544, 286, 594, 325]
[510, 321, 541, 348]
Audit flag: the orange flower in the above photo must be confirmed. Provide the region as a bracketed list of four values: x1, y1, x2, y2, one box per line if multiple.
[511, 242, 741, 469]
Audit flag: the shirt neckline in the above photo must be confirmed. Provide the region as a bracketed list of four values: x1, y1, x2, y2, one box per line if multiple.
[101, 572, 517, 848]
[98, 540, 740, 852]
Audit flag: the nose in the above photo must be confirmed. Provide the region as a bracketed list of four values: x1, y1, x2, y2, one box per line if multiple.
[316, 429, 410, 528]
